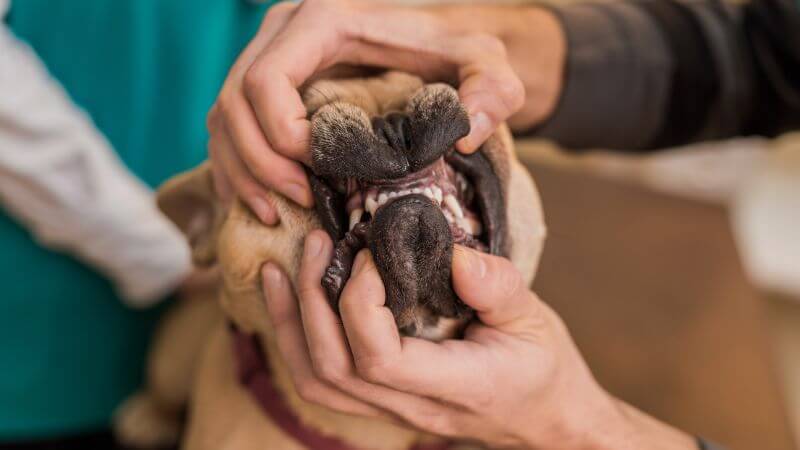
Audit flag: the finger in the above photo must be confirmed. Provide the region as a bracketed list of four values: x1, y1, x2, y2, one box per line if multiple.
[207, 138, 234, 204]
[220, 92, 313, 208]
[215, 3, 313, 211]
[451, 245, 539, 330]
[296, 239, 472, 428]
[209, 122, 278, 224]
[337, 251, 496, 407]
[261, 263, 380, 417]
[453, 38, 525, 153]
[296, 230, 354, 378]
[243, 1, 346, 164]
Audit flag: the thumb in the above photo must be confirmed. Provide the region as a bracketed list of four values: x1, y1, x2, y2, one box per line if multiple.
[455, 61, 525, 153]
[451, 246, 538, 329]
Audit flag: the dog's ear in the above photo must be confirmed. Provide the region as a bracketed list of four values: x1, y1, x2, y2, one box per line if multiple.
[157, 162, 220, 266]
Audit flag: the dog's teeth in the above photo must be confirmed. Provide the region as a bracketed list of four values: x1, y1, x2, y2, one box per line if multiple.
[458, 216, 482, 235]
[424, 188, 434, 201]
[349, 208, 364, 231]
[388, 192, 398, 199]
[442, 209, 455, 225]
[377, 193, 388, 208]
[444, 194, 464, 218]
[432, 186, 443, 204]
[399, 189, 410, 197]
[365, 196, 378, 215]
[412, 188, 423, 194]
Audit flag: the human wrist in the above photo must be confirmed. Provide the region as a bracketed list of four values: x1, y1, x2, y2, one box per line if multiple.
[555, 397, 697, 450]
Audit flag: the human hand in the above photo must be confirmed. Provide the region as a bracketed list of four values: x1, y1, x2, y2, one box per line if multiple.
[260, 230, 696, 449]
[207, 0, 564, 225]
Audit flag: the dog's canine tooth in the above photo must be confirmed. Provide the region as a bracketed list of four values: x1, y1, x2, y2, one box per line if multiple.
[444, 194, 464, 218]
[349, 208, 364, 231]
[442, 208, 454, 224]
[365, 195, 378, 215]
[432, 186, 443, 204]
[378, 193, 388, 207]
[458, 216, 482, 235]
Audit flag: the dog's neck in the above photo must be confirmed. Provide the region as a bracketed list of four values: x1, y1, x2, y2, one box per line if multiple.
[233, 326, 450, 450]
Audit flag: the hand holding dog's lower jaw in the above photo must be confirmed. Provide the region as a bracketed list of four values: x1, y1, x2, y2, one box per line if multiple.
[263, 232, 696, 450]
[207, 0, 565, 225]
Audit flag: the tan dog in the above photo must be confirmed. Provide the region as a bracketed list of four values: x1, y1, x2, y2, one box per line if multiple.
[115, 72, 546, 450]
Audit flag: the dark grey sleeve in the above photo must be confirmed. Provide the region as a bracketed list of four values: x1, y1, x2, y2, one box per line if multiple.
[534, 0, 800, 151]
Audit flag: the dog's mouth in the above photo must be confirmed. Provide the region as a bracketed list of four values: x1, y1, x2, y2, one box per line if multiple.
[345, 156, 488, 251]
[307, 87, 508, 340]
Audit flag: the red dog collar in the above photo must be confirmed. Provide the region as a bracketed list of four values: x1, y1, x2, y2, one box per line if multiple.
[230, 326, 454, 450]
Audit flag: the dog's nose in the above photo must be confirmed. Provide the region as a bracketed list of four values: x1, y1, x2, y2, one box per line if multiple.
[372, 112, 411, 153]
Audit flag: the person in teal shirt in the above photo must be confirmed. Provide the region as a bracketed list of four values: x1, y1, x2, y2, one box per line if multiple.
[0, 0, 278, 447]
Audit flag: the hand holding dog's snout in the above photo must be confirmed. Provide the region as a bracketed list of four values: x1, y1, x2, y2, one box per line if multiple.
[259, 230, 672, 449]
[208, 0, 538, 225]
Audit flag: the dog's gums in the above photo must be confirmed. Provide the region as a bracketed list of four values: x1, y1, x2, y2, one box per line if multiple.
[308, 84, 508, 340]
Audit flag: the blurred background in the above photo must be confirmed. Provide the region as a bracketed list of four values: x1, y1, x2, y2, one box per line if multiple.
[517, 134, 800, 450]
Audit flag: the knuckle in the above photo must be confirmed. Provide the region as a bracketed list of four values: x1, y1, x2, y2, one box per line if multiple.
[214, 94, 236, 122]
[206, 103, 221, 129]
[269, 120, 300, 154]
[497, 75, 525, 111]
[468, 33, 507, 59]
[243, 64, 267, 96]
[356, 358, 391, 384]
[294, 378, 324, 403]
[313, 360, 347, 385]
[296, 281, 319, 300]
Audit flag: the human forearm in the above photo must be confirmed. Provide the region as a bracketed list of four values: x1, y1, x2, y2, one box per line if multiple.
[526, 0, 799, 150]
[436, 0, 800, 151]
[578, 399, 698, 450]
[0, 18, 191, 306]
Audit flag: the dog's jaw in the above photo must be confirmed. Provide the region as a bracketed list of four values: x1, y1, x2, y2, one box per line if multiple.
[309, 83, 514, 340]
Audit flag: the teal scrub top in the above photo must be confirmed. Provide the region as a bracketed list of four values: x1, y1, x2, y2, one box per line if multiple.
[0, 0, 276, 440]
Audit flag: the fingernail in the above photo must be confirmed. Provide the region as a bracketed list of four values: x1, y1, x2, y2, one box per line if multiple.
[251, 197, 276, 224]
[305, 233, 323, 258]
[285, 182, 311, 208]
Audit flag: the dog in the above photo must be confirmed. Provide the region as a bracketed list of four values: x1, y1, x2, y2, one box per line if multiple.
[114, 71, 546, 450]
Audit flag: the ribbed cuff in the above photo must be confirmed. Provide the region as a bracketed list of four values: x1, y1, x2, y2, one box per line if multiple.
[536, 2, 673, 150]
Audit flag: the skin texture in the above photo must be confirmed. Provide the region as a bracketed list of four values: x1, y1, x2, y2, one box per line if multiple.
[206, 0, 565, 225]
[117, 74, 546, 450]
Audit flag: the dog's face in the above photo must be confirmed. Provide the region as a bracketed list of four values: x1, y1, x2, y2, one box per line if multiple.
[158, 72, 545, 341]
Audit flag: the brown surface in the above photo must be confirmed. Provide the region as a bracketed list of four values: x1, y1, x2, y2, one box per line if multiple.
[523, 160, 796, 450]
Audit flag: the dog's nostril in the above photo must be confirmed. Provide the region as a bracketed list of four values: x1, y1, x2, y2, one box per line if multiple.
[372, 113, 411, 153]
